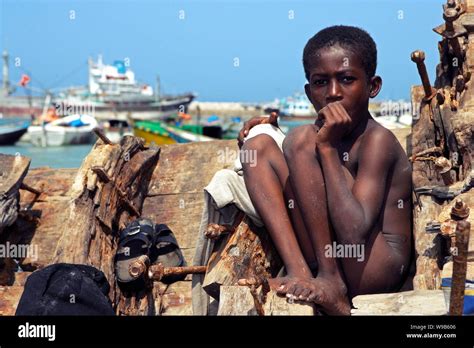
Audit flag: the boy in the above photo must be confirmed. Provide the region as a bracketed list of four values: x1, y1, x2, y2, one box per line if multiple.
[238, 25, 412, 315]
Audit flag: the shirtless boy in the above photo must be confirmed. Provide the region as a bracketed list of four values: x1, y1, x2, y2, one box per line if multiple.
[238, 25, 412, 315]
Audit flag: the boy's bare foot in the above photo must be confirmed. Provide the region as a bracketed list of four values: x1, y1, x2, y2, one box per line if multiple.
[270, 276, 351, 315]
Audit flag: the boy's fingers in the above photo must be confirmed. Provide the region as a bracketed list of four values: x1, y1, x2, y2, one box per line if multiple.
[268, 112, 279, 127]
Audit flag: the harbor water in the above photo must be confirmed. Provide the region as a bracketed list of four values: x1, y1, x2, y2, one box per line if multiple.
[0, 142, 94, 168]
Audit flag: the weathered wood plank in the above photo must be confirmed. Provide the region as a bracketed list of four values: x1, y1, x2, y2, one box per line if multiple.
[154, 280, 193, 316]
[217, 286, 315, 315]
[202, 217, 282, 300]
[0, 285, 24, 315]
[351, 290, 447, 315]
[148, 140, 237, 196]
[0, 154, 31, 235]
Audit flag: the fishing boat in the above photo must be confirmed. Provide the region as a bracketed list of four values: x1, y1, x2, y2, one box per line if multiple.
[266, 93, 317, 118]
[0, 119, 30, 145]
[27, 114, 98, 147]
[133, 120, 216, 145]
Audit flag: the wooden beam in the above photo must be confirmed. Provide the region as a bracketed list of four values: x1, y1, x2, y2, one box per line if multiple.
[202, 217, 282, 300]
[52, 136, 160, 315]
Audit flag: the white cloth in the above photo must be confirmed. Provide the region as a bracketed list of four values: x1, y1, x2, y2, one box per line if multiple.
[192, 124, 286, 315]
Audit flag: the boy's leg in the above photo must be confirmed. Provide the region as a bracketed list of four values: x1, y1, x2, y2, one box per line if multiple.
[241, 134, 315, 279]
[282, 125, 351, 315]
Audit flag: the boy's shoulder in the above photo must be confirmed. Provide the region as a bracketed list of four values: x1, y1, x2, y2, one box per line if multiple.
[357, 120, 406, 162]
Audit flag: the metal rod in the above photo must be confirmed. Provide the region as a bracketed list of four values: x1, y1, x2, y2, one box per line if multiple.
[19, 182, 41, 196]
[93, 127, 114, 145]
[411, 50, 434, 98]
[449, 220, 470, 315]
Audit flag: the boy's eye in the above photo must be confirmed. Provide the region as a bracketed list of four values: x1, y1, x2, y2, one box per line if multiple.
[313, 79, 327, 86]
[341, 76, 356, 83]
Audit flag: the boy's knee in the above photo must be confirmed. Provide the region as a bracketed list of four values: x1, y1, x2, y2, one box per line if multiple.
[283, 125, 317, 160]
[240, 134, 278, 168]
[241, 134, 278, 154]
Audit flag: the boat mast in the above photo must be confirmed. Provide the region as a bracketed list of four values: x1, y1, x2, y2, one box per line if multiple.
[155, 75, 161, 102]
[2, 50, 10, 96]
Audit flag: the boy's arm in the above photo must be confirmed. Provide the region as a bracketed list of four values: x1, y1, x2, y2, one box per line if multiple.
[316, 104, 395, 245]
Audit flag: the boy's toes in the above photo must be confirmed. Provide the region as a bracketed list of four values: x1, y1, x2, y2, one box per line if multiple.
[307, 289, 323, 303]
[298, 289, 312, 301]
[285, 283, 298, 298]
[292, 285, 307, 298]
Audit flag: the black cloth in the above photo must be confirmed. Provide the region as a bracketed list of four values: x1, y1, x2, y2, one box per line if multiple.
[15, 263, 115, 316]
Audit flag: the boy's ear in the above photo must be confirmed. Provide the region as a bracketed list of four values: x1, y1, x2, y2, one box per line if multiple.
[369, 76, 382, 98]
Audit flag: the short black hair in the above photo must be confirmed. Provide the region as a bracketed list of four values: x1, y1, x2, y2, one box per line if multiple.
[302, 25, 377, 81]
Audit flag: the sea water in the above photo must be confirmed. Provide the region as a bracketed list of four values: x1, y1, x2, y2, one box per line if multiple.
[0, 142, 94, 168]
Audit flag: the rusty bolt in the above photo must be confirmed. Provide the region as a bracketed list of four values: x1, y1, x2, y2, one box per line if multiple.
[441, 219, 458, 237]
[451, 199, 470, 220]
[128, 255, 150, 279]
[411, 50, 425, 63]
[434, 157, 452, 174]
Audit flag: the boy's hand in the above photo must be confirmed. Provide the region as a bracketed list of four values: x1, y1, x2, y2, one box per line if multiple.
[237, 112, 279, 148]
[315, 102, 352, 148]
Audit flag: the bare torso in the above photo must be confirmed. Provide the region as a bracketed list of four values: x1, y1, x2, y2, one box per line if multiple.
[329, 118, 412, 296]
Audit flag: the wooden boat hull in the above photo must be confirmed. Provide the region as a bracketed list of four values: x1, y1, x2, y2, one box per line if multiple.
[133, 127, 177, 145]
[0, 127, 28, 145]
[133, 121, 215, 145]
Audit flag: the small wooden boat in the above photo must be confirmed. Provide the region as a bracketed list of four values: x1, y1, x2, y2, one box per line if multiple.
[0, 119, 30, 145]
[27, 114, 98, 147]
[133, 120, 216, 145]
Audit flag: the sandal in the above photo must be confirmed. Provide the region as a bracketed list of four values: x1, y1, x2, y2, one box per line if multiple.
[152, 223, 187, 284]
[114, 218, 156, 287]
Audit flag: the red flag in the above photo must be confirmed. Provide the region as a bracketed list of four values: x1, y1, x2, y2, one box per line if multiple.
[19, 74, 31, 87]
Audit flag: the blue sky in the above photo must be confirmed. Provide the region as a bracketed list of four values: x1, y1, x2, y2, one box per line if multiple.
[1, 0, 445, 102]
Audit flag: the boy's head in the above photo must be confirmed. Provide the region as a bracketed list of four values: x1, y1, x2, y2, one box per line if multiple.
[302, 25, 382, 123]
[303, 25, 377, 82]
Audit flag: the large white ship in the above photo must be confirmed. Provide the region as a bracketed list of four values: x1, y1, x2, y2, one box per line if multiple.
[53, 56, 196, 122]
[0, 51, 196, 122]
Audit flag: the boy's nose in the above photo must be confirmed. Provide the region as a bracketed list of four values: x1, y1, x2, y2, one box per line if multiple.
[327, 80, 343, 102]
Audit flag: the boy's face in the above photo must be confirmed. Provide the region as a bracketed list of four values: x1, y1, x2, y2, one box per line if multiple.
[304, 45, 381, 126]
